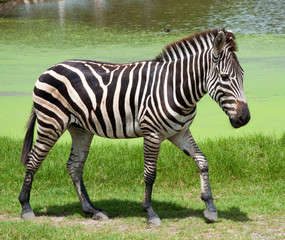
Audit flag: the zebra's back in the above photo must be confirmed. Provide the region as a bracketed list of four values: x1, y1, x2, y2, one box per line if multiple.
[34, 59, 158, 139]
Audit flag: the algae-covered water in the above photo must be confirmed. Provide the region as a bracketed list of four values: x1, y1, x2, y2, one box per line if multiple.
[3, 0, 285, 35]
[0, 0, 284, 141]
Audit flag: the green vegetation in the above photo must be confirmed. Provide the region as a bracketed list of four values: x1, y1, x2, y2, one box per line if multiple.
[1, 19, 285, 140]
[0, 134, 284, 239]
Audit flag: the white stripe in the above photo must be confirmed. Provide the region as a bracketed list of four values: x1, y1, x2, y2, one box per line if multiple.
[125, 62, 139, 136]
[138, 61, 152, 120]
[135, 62, 147, 120]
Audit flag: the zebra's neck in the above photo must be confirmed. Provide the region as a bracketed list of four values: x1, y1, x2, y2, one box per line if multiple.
[153, 32, 216, 108]
[149, 58, 208, 114]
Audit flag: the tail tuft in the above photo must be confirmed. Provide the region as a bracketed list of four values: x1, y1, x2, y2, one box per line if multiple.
[21, 107, 36, 165]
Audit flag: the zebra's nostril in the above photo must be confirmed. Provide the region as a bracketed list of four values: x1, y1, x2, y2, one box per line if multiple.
[237, 112, 250, 126]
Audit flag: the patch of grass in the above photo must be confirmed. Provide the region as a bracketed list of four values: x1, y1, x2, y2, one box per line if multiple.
[200, 134, 285, 183]
[0, 134, 284, 239]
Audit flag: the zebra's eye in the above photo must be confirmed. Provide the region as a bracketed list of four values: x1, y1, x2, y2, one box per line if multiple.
[221, 73, 229, 81]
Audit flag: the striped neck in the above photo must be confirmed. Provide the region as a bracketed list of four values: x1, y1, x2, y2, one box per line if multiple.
[153, 30, 220, 107]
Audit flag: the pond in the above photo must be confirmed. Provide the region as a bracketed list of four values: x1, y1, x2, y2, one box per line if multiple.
[1, 0, 285, 35]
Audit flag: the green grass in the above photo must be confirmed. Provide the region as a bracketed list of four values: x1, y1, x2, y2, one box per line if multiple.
[0, 134, 284, 239]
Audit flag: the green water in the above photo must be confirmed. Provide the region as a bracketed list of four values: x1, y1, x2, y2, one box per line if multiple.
[0, 1, 285, 142]
[3, 0, 285, 35]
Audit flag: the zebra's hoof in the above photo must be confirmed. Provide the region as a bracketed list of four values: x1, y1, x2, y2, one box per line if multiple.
[21, 211, 36, 219]
[147, 217, 162, 226]
[92, 211, 109, 220]
[203, 209, 218, 222]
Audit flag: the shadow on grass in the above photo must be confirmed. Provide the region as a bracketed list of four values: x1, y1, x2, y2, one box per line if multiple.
[34, 199, 251, 223]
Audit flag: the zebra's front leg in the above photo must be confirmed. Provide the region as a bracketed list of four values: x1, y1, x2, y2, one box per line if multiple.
[142, 134, 162, 226]
[168, 129, 218, 222]
[67, 125, 108, 220]
[195, 155, 218, 222]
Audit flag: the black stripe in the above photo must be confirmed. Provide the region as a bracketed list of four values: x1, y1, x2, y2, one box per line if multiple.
[119, 67, 131, 138]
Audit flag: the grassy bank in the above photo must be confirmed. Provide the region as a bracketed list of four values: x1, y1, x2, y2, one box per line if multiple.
[0, 134, 284, 239]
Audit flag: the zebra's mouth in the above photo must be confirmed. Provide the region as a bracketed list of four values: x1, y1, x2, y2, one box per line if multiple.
[229, 101, 251, 128]
[230, 117, 249, 128]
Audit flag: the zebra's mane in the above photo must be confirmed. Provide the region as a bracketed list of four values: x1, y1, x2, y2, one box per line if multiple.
[155, 28, 237, 62]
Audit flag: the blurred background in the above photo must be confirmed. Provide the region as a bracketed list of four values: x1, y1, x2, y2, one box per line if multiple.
[0, 0, 284, 141]
[1, 0, 284, 34]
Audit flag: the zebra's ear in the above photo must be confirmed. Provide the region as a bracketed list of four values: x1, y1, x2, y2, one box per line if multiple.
[213, 31, 226, 58]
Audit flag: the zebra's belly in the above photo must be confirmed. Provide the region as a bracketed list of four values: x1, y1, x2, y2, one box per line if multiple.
[70, 104, 195, 140]
[88, 110, 143, 139]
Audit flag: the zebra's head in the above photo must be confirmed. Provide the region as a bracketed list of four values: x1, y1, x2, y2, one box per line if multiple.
[207, 30, 250, 128]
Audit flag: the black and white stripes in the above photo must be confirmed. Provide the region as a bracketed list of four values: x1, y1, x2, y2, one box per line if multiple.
[19, 29, 250, 225]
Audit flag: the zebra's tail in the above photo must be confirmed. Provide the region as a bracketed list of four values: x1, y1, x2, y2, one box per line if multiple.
[21, 106, 37, 165]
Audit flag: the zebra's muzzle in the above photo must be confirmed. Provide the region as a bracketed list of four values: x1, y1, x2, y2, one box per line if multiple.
[229, 101, 251, 128]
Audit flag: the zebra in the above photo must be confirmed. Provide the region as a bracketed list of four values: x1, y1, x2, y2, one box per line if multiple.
[19, 28, 250, 226]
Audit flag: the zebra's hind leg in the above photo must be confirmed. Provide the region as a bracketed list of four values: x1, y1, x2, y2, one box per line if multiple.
[168, 129, 218, 222]
[67, 124, 109, 220]
[19, 132, 61, 219]
[141, 134, 162, 226]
